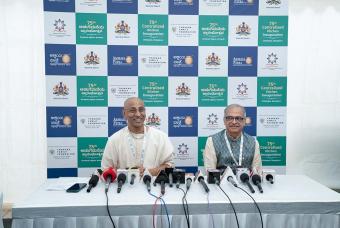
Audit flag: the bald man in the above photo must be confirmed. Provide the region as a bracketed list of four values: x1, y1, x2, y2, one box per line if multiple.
[101, 97, 173, 176]
[204, 104, 262, 174]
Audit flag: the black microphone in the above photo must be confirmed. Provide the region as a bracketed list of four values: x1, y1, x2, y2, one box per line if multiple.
[227, 175, 238, 187]
[198, 176, 210, 193]
[266, 174, 274, 184]
[130, 173, 136, 185]
[87, 174, 99, 193]
[143, 174, 152, 192]
[169, 172, 173, 188]
[251, 174, 263, 193]
[186, 177, 192, 190]
[240, 172, 255, 193]
[117, 173, 126, 193]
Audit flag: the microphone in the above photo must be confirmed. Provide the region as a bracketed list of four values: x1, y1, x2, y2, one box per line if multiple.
[155, 170, 168, 195]
[263, 169, 275, 184]
[237, 168, 255, 193]
[186, 177, 192, 190]
[87, 173, 99, 193]
[227, 176, 238, 187]
[117, 172, 126, 193]
[251, 174, 263, 193]
[128, 168, 139, 185]
[143, 174, 152, 192]
[102, 168, 117, 193]
[198, 176, 210, 193]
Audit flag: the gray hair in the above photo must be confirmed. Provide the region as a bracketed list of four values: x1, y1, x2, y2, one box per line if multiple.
[224, 104, 246, 117]
[123, 97, 144, 108]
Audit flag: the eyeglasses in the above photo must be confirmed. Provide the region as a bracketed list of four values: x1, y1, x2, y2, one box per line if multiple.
[225, 116, 245, 122]
[124, 107, 146, 116]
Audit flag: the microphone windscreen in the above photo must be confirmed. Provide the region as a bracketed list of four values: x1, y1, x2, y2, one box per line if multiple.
[240, 173, 249, 182]
[143, 174, 151, 183]
[118, 173, 127, 183]
[102, 167, 117, 182]
[251, 174, 261, 184]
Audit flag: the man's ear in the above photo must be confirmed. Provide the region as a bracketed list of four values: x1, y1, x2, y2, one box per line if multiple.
[122, 108, 127, 120]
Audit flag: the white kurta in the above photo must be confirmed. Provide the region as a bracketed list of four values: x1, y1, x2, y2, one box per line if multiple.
[101, 126, 174, 169]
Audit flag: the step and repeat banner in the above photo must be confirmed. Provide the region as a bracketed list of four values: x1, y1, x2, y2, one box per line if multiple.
[44, 0, 288, 178]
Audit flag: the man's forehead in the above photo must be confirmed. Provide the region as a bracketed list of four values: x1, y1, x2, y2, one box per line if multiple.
[124, 98, 144, 108]
[225, 107, 244, 115]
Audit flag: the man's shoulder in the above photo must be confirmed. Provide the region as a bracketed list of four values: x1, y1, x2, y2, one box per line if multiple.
[108, 127, 127, 141]
[148, 127, 169, 139]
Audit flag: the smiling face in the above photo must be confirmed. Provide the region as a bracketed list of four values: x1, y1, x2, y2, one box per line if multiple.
[224, 106, 246, 138]
[123, 98, 146, 133]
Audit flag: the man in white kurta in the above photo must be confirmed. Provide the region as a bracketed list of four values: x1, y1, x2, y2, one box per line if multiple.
[101, 97, 173, 176]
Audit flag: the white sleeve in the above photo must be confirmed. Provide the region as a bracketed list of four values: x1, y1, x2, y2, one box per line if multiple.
[251, 140, 263, 175]
[101, 137, 118, 170]
[203, 137, 217, 170]
[158, 134, 174, 167]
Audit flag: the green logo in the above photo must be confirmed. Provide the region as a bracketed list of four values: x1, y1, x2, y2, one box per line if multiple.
[76, 13, 107, 44]
[199, 16, 228, 46]
[139, 77, 168, 106]
[198, 137, 208, 166]
[199, 77, 227, 106]
[258, 16, 288, 46]
[138, 14, 168, 45]
[78, 137, 107, 168]
[257, 77, 287, 106]
[257, 136, 286, 166]
[77, 76, 108, 106]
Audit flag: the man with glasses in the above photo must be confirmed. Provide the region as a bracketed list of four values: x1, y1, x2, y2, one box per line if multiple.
[101, 97, 173, 176]
[203, 104, 262, 174]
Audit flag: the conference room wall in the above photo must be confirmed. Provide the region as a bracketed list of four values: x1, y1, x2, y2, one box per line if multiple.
[0, 0, 339, 204]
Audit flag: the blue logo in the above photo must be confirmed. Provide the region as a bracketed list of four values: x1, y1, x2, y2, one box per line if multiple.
[228, 46, 257, 76]
[45, 44, 76, 75]
[108, 107, 127, 136]
[169, 46, 198, 76]
[44, 0, 75, 12]
[108, 45, 138, 76]
[47, 107, 77, 137]
[229, 0, 259, 15]
[169, 0, 198, 15]
[107, 0, 138, 14]
[244, 107, 257, 136]
[168, 107, 197, 137]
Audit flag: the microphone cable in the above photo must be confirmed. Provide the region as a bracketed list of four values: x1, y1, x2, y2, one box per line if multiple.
[105, 190, 116, 228]
[217, 185, 240, 228]
[149, 192, 171, 228]
[236, 186, 263, 228]
[178, 187, 190, 228]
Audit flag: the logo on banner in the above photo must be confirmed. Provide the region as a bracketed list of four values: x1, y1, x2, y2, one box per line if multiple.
[237, 83, 248, 95]
[233, 0, 255, 6]
[48, 147, 75, 159]
[115, 20, 130, 34]
[245, 116, 252, 126]
[112, 117, 126, 128]
[53, 82, 69, 96]
[80, 116, 106, 129]
[233, 56, 253, 67]
[54, 19, 66, 33]
[113, 55, 133, 66]
[266, 52, 278, 67]
[145, 113, 161, 128]
[236, 22, 251, 36]
[177, 143, 189, 155]
[84, 51, 100, 65]
[176, 83, 191, 96]
[110, 86, 136, 99]
[207, 113, 218, 126]
[173, 55, 193, 68]
[50, 53, 71, 67]
[173, 116, 193, 128]
[145, 0, 161, 4]
[50, 115, 73, 129]
[206, 53, 221, 66]
[266, 0, 281, 6]
[173, 0, 193, 6]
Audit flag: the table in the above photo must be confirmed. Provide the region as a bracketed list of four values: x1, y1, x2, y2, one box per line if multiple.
[0, 192, 3, 228]
[11, 175, 340, 228]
